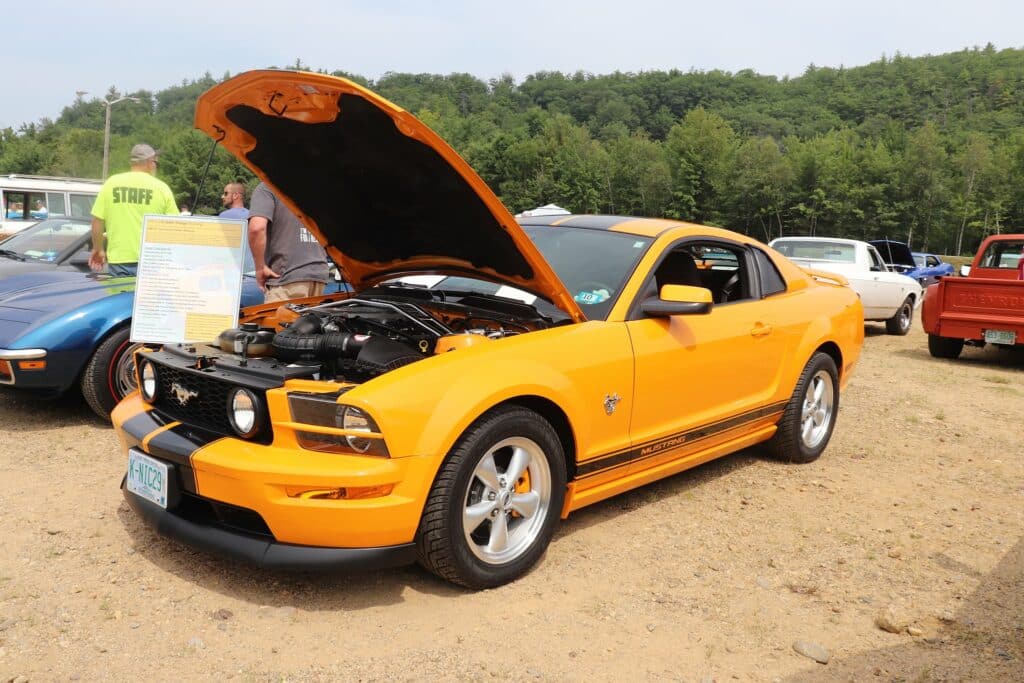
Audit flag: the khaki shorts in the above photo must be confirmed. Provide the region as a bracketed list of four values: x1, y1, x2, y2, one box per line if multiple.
[264, 281, 326, 303]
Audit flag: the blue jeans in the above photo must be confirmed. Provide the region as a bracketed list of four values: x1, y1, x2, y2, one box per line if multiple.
[108, 263, 138, 277]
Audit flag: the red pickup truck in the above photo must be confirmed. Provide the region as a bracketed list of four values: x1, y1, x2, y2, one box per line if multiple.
[921, 234, 1024, 358]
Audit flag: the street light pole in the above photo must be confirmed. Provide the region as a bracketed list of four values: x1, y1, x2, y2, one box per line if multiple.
[96, 95, 140, 179]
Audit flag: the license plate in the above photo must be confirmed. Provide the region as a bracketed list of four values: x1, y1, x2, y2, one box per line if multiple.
[126, 449, 169, 508]
[984, 329, 1017, 346]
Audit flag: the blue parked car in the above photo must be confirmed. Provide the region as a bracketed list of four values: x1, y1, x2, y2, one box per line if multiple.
[0, 270, 266, 419]
[912, 252, 955, 286]
[0, 267, 347, 419]
[869, 240, 953, 287]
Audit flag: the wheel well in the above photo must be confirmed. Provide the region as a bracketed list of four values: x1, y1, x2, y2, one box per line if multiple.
[75, 319, 131, 383]
[498, 396, 578, 481]
[815, 341, 843, 380]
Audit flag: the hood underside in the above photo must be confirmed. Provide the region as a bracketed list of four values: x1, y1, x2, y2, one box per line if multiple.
[869, 240, 915, 267]
[194, 70, 583, 322]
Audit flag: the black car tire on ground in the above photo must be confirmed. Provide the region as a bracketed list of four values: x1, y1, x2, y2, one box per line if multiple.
[81, 325, 141, 420]
[927, 333, 964, 359]
[885, 296, 914, 335]
[416, 406, 566, 589]
[767, 352, 839, 464]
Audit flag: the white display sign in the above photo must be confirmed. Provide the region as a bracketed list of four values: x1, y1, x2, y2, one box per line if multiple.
[131, 214, 247, 344]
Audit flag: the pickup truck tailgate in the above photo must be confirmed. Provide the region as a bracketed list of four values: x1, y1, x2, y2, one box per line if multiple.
[932, 277, 1024, 339]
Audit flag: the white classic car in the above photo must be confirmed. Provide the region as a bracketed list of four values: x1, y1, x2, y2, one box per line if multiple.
[769, 237, 923, 335]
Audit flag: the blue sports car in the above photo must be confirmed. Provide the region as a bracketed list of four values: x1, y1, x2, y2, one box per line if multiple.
[0, 266, 348, 419]
[869, 240, 953, 287]
[0, 270, 266, 419]
[912, 252, 955, 286]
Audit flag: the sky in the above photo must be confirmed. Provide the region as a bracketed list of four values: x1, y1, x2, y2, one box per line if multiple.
[2, 0, 1022, 130]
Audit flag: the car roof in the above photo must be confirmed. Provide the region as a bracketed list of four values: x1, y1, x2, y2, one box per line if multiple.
[517, 214, 756, 242]
[771, 236, 864, 246]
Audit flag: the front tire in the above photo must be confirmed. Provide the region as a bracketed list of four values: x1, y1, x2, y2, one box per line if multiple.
[885, 296, 914, 335]
[81, 326, 144, 420]
[416, 406, 567, 589]
[928, 334, 964, 359]
[767, 352, 839, 463]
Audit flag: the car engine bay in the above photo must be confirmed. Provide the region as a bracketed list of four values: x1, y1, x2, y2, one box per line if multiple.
[163, 284, 565, 388]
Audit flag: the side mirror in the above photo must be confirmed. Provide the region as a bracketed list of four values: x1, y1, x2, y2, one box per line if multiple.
[642, 284, 713, 317]
[959, 265, 971, 277]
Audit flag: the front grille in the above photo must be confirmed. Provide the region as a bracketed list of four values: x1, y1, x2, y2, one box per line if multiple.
[152, 364, 247, 436]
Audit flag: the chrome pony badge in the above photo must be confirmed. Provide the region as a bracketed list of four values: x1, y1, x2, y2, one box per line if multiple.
[603, 393, 621, 415]
[170, 382, 198, 406]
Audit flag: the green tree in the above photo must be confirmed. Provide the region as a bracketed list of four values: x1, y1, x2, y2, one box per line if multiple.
[663, 108, 737, 223]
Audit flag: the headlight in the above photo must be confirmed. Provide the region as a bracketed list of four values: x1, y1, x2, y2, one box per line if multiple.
[341, 406, 373, 453]
[227, 387, 262, 438]
[287, 393, 389, 456]
[139, 360, 157, 402]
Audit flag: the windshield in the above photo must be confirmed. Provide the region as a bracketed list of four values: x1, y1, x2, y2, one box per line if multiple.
[523, 225, 652, 319]
[913, 254, 926, 267]
[0, 219, 90, 261]
[772, 240, 856, 263]
[386, 226, 653, 321]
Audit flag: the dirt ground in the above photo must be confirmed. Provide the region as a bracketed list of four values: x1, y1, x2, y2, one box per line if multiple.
[1, 312, 1022, 682]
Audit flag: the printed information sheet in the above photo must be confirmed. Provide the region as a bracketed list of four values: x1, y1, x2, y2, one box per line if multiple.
[131, 215, 247, 344]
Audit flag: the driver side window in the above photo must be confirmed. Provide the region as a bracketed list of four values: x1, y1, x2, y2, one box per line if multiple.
[653, 242, 753, 305]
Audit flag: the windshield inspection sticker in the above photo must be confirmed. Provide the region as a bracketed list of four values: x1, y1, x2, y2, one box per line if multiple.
[574, 289, 610, 305]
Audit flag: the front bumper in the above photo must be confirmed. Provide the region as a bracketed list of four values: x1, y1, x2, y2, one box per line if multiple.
[122, 483, 416, 571]
[113, 394, 437, 570]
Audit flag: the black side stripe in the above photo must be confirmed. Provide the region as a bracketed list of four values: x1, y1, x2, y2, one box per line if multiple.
[577, 401, 787, 478]
[146, 424, 224, 494]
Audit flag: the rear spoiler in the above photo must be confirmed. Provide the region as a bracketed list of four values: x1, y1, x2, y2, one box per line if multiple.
[801, 267, 849, 287]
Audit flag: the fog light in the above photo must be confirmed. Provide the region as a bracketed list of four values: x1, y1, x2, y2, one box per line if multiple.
[228, 388, 262, 438]
[139, 360, 157, 402]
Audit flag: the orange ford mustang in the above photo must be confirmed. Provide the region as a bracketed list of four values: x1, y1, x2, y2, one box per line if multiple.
[113, 71, 864, 589]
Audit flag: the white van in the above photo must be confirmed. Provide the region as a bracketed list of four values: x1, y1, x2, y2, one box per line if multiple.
[1, 174, 102, 239]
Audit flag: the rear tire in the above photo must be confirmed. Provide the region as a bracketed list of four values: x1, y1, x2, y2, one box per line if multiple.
[885, 296, 914, 335]
[416, 406, 566, 589]
[767, 352, 839, 464]
[928, 334, 964, 359]
[81, 326, 144, 420]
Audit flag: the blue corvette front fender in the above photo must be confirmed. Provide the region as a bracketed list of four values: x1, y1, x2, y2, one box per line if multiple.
[4, 291, 135, 393]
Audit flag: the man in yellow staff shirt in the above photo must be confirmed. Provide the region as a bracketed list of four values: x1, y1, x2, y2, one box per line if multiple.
[90, 143, 179, 276]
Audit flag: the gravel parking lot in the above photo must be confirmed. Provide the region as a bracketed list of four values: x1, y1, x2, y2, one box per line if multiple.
[1, 313, 1022, 682]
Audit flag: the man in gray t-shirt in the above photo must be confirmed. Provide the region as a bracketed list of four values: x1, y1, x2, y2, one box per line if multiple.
[247, 182, 329, 303]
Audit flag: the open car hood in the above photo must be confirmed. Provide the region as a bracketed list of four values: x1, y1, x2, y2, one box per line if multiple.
[194, 70, 584, 322]
[869, 240, 915, 267]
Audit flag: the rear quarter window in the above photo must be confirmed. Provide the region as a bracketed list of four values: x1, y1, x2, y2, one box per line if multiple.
[754, 248, 787, 297]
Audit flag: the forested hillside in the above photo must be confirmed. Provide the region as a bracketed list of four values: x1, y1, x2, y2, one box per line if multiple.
[3, 45, 1023, 254]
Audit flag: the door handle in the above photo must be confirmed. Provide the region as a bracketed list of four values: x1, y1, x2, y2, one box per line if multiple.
[750, 323, 772, 337]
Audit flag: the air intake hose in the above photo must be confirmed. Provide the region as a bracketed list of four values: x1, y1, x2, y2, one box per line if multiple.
[271, 312, 421, 367]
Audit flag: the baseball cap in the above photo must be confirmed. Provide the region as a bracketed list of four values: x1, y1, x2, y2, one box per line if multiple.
[130, 143, 159, 163]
